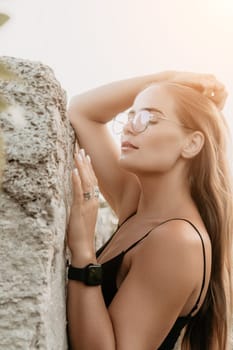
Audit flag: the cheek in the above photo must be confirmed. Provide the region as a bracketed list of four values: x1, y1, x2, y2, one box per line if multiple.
[119, 129, 185, 173]
[138, 130, 184, 171]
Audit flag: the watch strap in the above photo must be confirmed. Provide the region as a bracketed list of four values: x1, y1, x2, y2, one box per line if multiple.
[68, 263, 103, 286]
[68, 265, 86, 281]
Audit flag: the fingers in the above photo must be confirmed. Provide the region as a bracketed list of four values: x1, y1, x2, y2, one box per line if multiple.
[72, 167, 83, 203]
[75, 148, 98, 187]
[210, 87, 228, 111]
[72, 148, 99, 204]
[75, 149, 92, 192]
[172, 72, 228, 110]
[203, 82, 228, 110]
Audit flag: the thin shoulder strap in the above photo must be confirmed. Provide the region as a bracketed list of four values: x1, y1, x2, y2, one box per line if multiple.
[118, 211, 137, 228]
[124, 217, 206, 315]
[96, 212, 137, 257]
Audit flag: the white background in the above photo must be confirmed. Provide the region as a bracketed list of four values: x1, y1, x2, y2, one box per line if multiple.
[1, 0, 233, 142]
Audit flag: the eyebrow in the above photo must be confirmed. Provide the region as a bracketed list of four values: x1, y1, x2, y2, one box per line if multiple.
[129, 107, 164, 114]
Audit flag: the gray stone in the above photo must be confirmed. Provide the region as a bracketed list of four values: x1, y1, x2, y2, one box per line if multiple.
[0, 56, 75, 350]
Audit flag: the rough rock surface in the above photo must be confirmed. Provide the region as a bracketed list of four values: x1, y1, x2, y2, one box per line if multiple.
[0, 56, 75, 350]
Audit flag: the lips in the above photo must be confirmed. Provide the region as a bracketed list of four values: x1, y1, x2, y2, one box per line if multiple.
[121, 141, 138, 149]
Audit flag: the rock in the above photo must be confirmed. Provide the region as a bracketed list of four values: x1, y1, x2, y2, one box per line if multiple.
[0, 130, 4, 183]
[0, 56, 75, 350]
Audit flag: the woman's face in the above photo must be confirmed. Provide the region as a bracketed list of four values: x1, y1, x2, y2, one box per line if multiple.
[119, 84, 190, 175]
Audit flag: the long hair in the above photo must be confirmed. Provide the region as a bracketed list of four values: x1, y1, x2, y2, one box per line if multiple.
[162, 82, 233, 349]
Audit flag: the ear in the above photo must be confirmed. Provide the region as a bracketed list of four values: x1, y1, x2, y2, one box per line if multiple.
[181, 131, 205, 159]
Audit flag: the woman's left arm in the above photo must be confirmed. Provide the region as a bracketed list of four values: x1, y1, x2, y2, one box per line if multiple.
[67, 149, 116, 349]
[67, 280, 115, 350]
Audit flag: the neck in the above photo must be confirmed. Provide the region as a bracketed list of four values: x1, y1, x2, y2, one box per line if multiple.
[136, 167, 196, 220]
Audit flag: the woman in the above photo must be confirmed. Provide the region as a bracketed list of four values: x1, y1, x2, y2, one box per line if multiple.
[67, 71, 232, 349]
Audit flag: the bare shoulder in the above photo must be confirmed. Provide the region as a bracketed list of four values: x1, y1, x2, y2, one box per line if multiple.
[142, 218, 211, 254]
[131, 218, 211, 291]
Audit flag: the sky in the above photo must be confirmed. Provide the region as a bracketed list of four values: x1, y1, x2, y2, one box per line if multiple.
[1, 0, 233, 142]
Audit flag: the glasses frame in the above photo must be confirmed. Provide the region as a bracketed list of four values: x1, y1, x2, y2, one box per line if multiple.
[112, 108, 192, 135]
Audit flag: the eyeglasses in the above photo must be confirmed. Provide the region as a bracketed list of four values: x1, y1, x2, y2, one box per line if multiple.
[112, 108, 190, 135]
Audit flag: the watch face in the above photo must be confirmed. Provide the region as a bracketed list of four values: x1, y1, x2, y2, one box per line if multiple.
[86, 264, 103, 286]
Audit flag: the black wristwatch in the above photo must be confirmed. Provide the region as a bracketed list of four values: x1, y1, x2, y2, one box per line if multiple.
[68, 263, 103, 286]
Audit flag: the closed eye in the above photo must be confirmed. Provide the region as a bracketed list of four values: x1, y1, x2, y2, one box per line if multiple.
[147, 111, 165, 124]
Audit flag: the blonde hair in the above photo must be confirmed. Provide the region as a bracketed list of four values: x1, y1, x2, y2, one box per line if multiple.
[162, 82, 233, 349]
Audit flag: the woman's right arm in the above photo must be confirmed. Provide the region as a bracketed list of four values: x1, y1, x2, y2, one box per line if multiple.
[68, 71, 173, 218]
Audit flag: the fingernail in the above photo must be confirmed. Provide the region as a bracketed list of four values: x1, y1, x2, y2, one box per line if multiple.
[77, 153, 83, 162]
[86, 155, 91, 163]
[73, 168, 79, 176]
[80, 149, 85, 159]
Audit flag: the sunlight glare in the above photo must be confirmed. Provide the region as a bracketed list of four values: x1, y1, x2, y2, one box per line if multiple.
[207, 0, 233, 16]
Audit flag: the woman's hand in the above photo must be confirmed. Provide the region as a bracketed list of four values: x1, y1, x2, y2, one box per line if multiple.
[67, 149, 99, 265]
[170, 71, 228, 110]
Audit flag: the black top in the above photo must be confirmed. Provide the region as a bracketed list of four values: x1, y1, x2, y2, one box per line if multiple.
[96, 218, 207, 350]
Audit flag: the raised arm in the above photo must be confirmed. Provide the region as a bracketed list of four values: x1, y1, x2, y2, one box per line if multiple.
[68, 71, 227, 218]
[68, 71, 174, 218]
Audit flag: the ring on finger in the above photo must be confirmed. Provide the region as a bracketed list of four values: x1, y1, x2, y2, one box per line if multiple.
[83, 191, 93, 201]
[93, 185, 100, 198]
[83, 186, 100, 200]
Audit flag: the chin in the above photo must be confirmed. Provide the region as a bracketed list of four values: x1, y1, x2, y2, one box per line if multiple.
[119, 154, 133, 168]
[118, 155, 141, 174]
[119, 155, 177, 176]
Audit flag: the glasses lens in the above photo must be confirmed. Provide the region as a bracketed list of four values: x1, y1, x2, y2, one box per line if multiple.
[132, 110, 151, 132]
[113, 110, 154, 134]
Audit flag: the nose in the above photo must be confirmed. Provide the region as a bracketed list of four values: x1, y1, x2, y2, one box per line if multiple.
[122, 119, 136, 135]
